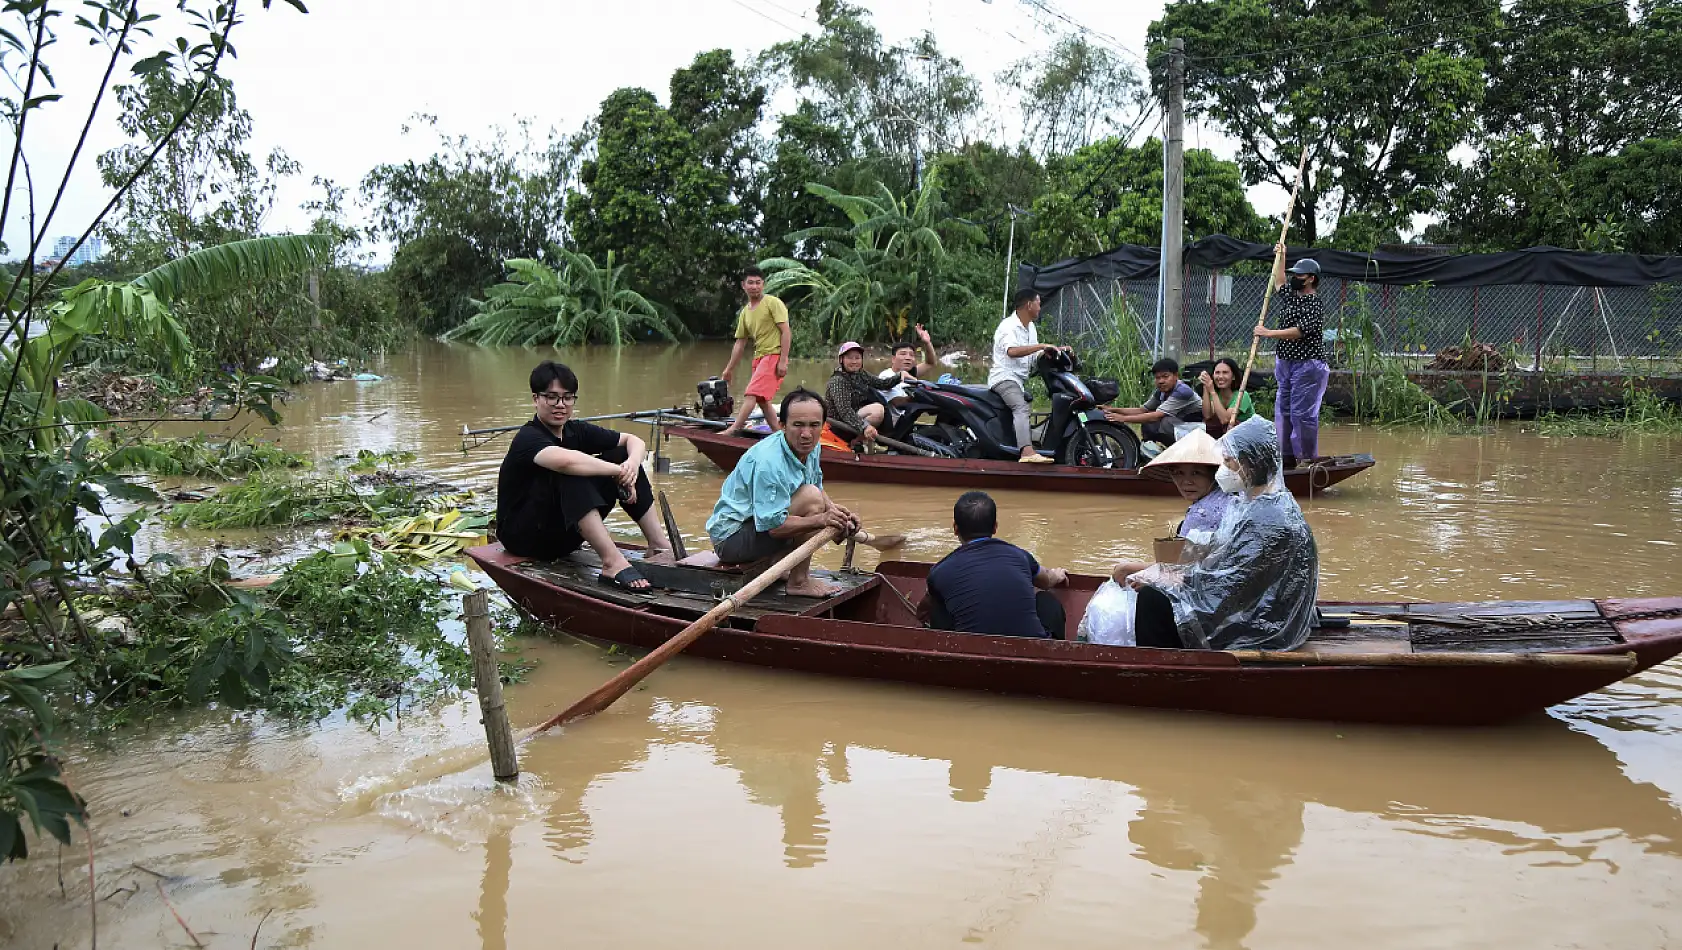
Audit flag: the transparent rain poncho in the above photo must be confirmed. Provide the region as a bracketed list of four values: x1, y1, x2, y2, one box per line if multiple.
[1133, 416, 1318, 651]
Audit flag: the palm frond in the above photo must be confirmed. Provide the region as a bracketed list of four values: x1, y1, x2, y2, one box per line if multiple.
[131, 234, 333, 305]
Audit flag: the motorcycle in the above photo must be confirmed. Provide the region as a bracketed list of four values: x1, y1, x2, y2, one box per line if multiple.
[873, 349, 1141, 469]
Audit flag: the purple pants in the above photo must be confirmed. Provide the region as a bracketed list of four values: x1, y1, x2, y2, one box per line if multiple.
[1274, 358, 1329, 461]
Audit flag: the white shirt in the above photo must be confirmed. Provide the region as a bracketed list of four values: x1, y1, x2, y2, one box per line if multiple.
[988, 315, 1039, 389]
[879, 368, 911, 403]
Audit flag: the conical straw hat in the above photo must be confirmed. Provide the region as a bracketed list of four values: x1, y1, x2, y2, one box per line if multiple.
[1141, 428, 1224, 479]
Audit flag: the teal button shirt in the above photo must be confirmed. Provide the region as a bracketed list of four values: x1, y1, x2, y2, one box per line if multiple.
[706, 433, 824, 542]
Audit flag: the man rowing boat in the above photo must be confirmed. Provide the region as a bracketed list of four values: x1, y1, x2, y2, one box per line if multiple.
[705, 388, 903, 597]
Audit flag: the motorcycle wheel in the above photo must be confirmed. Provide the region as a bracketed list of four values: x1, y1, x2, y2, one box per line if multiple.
[1060, 421, 1141, 469]
[909, 433, 959, 458]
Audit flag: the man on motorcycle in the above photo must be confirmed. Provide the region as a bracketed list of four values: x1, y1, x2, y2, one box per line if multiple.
[990, 288, 1070, 464]
[1104, 358, 1204, 446]
[825, 341, 908, 447]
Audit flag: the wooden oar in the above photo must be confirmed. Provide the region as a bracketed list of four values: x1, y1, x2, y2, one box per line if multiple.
[1229, 649, 1635, 671]
[519, 526, 843, 739]
[1232, 145, 1311, 424]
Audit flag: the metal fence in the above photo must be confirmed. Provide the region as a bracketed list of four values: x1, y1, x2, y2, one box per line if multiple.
[1043, 270, 1682, 369]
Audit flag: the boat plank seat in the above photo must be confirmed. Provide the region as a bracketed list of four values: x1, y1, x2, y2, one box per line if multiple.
[1399, 599, 1622, 653]
[510, 548, 875, 621]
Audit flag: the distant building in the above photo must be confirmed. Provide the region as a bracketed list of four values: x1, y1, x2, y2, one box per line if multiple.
[51, 235, 102, 267]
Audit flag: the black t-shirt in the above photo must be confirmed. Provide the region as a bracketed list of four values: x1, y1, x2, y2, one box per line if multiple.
[925, 537, 1043, 637]
[496, 418, 620, 548]
[1273, 288, 1327, 362]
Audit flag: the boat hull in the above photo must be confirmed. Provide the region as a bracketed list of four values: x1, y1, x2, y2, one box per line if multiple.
[669, 425, 1374, 497]
[468, 544, 1682, 726]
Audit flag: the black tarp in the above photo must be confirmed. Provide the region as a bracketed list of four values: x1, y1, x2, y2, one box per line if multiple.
[1019, 235, 1682, 296]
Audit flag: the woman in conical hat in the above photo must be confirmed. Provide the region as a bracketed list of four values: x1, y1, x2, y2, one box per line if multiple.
[1110, 428, 1230, 584]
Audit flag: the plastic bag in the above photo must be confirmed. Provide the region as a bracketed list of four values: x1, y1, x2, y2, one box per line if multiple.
[1078, 580, 1137, 646]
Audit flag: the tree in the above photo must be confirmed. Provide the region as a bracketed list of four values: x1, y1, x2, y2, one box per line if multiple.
[761, 1, 980, 190]
[566, 87, 749, 336]
[445, 250, 684, 346]
[928, 143, 1046, 246]
[760, 101, 865, 260]
[97, 73, 300, 267]
[1000, 36, 1152, 162]
[1483, 0, 1682, 168]
[364, 118, 579, 334]
[762, 177, 983, 342]
[1148, 0, 1497, 243]
[1028, 138, 1267, 261]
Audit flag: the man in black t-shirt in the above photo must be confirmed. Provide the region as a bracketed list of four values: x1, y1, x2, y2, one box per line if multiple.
[916, 491, 1070, 639]
[495, 361, 673, 590]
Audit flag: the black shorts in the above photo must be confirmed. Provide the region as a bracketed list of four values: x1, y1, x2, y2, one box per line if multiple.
[714, 521, 795, 565]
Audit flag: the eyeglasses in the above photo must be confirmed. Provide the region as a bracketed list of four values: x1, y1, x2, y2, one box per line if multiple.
[536, 391, 578, 406]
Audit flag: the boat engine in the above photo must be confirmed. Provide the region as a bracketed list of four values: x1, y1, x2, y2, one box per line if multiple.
[697, 376, 734, 420]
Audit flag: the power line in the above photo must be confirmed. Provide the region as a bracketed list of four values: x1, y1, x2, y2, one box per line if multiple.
[1013, 0, 1147, 65]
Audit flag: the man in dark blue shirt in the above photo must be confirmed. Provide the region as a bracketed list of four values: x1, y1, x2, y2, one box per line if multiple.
[917, 491, 1070, 639]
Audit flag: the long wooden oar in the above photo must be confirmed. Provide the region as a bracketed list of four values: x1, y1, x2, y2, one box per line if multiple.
[519, 526, 843, 739]
[1231, 145, 1311, 425]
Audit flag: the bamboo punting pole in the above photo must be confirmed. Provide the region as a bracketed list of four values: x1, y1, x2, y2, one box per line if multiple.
[1228, 649, 1636, 672]
[464, 589, 519, 781]
[520, 526, 844, 739]
[1232, 145, 1311, 424]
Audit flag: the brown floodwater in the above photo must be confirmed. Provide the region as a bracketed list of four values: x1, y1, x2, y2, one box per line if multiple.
[3, 340, 1681, 949]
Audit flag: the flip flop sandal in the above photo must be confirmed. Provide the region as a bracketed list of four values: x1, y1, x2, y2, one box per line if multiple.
[598, 565, 651, 592]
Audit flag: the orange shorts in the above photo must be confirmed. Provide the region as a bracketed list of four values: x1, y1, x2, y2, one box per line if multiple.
[745, 353, 782, 401]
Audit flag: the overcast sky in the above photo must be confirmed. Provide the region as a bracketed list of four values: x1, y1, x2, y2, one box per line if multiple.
[9, 0, 1277, 263]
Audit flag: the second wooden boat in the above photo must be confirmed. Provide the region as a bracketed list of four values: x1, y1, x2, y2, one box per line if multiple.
[667, 424, 1375, 497]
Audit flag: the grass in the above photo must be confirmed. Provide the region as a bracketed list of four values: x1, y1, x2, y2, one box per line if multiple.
[1533, 385, 1682, 436]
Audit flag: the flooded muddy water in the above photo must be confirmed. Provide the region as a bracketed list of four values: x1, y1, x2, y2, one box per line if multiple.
[3, 340, 1680, 949]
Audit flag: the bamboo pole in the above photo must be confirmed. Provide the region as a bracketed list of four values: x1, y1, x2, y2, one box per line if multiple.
[1228, 649, 1636, 672]
[1232, 145, 1311, 423]
[521, 527, 843, 739]
[463, 589, 518, 781]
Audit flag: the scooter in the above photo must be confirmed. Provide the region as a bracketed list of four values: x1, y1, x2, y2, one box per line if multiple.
[876, 349, 1141, 469]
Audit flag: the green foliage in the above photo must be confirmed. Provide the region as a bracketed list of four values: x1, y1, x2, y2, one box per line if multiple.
[1029, 139, 1267, 261]
[566, 80, 757, 337]
[89, 551, 470, 723]
[164, 473, 438, 530]
[0, 659, 85, 862]
[446, 250, 685, 346]
[1150, 0, 1495, 243]
[761, 1, 980, 189]
[762, 177, 984, 344]
[100, 435, 306, 479]
[1087, 297, 1156, 407]
[1000, 36, 1149, 162]
[1534, 384, 1682, 436]
[365, 118, 581, 335]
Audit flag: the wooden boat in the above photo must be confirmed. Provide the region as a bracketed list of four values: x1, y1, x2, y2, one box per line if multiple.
[467, 543, 1682, 726]
[668, 424, 1375, 497]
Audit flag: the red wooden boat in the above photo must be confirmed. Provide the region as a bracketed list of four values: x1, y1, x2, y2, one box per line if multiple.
[467, 543, 1682, 726]
[668, 424, 1375, 497]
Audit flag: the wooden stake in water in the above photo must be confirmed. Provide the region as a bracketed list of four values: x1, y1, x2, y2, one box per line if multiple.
[463, 590, 518, 781]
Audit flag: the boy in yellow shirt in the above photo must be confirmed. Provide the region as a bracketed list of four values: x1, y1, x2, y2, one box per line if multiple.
[718, 266, 791, 436]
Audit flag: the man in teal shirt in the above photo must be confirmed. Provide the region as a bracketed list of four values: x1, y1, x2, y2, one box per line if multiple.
[707, 388, 859, 597]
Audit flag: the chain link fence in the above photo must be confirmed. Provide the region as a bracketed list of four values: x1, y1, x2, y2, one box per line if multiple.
[1044, 269, 1682, 370]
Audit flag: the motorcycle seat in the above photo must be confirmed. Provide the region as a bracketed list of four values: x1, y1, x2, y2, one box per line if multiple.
[928, 381, 1006, 406]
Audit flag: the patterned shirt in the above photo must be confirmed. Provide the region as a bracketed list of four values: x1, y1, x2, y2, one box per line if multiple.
[824, 368, 901, 435]
[1273, 289, 1327, 362]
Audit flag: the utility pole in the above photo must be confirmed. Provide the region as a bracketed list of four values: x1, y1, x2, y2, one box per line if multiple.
[1000, 204, 1034, 319]
[1159, 37, 1186, 361]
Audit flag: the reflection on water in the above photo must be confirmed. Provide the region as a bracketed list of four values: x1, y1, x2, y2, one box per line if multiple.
[3, 341, 1680, 949]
